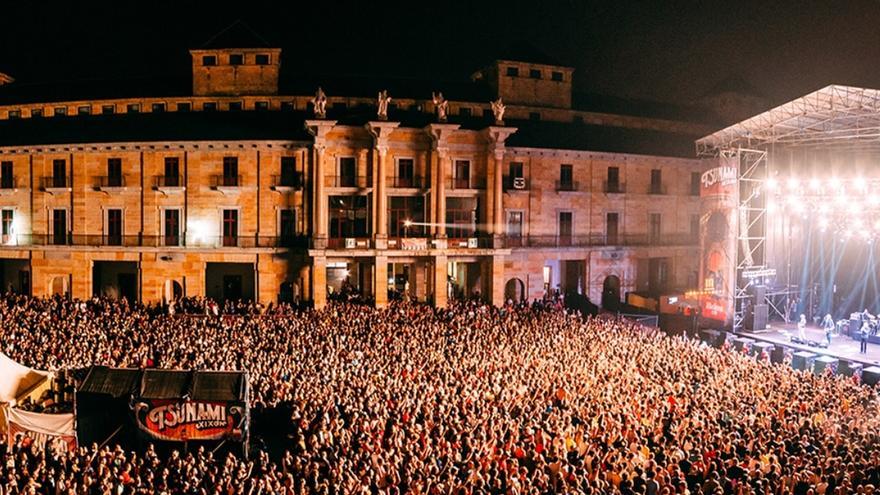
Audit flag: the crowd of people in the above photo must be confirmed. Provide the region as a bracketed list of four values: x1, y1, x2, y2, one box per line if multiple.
[1, 293, 880, 494]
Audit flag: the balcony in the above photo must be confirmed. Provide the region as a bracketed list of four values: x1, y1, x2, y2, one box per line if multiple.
[210, 175, 243, 195]
[327, 237, 372, 249]
[96, 176, 133, 192]
[504, 176, 529, 191]
[499, 233, 699, 248]
[154, 175, 185, 194]
[271, 173, 304, 191]
[555, 180, 579, 192]
[445, 237, 493, 249]
[603, 181, 626, 194]
[328, 175, 371, 189]
[40, 176, 71, 194]
[6, 234, 311, 250]
[447, 177, 487, 190]
[388, 176, 424, 189]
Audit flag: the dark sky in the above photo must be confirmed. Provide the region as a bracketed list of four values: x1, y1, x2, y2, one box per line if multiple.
[2, 0, 879, 107]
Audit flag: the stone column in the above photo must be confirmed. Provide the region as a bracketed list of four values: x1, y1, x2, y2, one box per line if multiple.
[489, 255, 505, 307]
[481, 126, 517, 246]
[374, 256, 388, 308]
[425, 124, 459, 239]
[413, 260, 427, 302]
[312, 257, 327, 310]
[305, 120, 337, 249]
[366, 122, 399, 249]
[433, 254, 448, 308]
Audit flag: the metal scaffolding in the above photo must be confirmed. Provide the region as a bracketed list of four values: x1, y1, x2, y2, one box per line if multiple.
[732, 148, 768, 332]
[696, 85, 880, 155]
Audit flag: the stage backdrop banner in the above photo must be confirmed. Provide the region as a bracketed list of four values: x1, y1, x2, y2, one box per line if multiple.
[133, 399, 246, 442]
[699, 155, 739, 325]
[5, 406, 76, 452]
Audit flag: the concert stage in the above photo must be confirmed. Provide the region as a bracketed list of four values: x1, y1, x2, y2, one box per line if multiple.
[739, 323, 880, 367]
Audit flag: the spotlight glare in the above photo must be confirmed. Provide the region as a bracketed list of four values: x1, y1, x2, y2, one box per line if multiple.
[830, 178, 841, 190]
[786, 178, 799, 190]
[766, 178, 778, 191]
[818, 217, 830, 229]
[809, 178, 820, 190]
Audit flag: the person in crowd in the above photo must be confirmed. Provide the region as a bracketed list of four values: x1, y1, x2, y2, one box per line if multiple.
[1, 293, 880, 494]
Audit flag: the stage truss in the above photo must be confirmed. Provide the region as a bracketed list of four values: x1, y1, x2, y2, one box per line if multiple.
[696, 85, 880, 155]
[732, 148, 768, 332]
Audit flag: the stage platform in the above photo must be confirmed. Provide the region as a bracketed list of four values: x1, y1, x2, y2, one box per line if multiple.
[738, 323, 880, 367]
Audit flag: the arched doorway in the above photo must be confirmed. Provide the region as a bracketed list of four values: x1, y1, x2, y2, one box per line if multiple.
[504, 278, 525, 303]
[601, 275, 621, 311]
[164, 280, 183, 303]
[50, 276, 68, 297]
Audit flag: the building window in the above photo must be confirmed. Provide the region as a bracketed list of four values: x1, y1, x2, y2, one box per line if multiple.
[279, 209, 297, 242]
[551, 71, 563, 81]
[329, 195, 369, 238]
[690, 214, 700, 240]
[164, 157, 180, 187]
[101, 105, 115, 115]
[222, 157, 239, 187]
[202, 55, 216, 66]
[280, 101, 294, 111]
[332, 102, 347, 111]
[176, 102, 191, 112]
[222, 209, 239, 247]
[506, 66, 519, 77]
[396, 158, 414, 188]
[508, 162, 524, 190]
[1, 209, 13, 237]
[279, 157, 298, 187]
[77, 106, 91, 115]
[507, 211, 523, 246]
[606, 212, 619, 244]
[649, 213, 661, 242]
[164, 209, 180, 246]
[0, 162, 13, 189]
[127, 103, 140, 113]
[446, 197, 476, 239]
[558, 211, 573, 246]
[558, 164, 575, 191]
[483, 108, 493, 119]
[54, 107, 67, 117]
[690, 172, 701, 196]
[106, 209, 123, 246]
[8, 110, 20, 119]
[107, 158, 123, 187]
[453, 160, 470, 189]
[529, 68, 541, 79]
[255, 101, 269, 111]
[529, 112, 541, 121]
[606, 166, 620, 193]
[203, 101, 217, 111]
[459, 107, 471, 117]
[151, 103, 166, 113]
[255, 54, 270, 65]
[228, 101, 242, 111]
[52, 209, 67, 245]
[388, 196, 424, 237]
[650, 169, 663, 194]
[31, 108, 43, 118]
[229, 53, 243, 65]
[573, 115, 584, 124]
[337, 157, 356, 187]
[52, 159, 67, 188]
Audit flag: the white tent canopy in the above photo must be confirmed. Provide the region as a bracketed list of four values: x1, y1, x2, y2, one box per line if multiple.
[0, 352, 52, 405]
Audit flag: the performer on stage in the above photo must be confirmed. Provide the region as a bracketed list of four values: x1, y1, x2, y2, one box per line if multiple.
[798, 314, 807, 341]
[822, 313, 834, 347]
[860, 320, 871, 354]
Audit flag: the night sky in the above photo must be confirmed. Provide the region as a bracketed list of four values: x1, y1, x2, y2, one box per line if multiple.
[2, 0, 879, 107]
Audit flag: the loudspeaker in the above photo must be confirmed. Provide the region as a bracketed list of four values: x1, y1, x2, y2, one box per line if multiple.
[813, 356, 838, 375]
[863, 366, 880, 386]
[770, 346, 785, 364]
[791, 351, 817, 371]
[749, 285, 766, 303]
[839, 361, 863, 377]
[751, 341, 774, 358]
[700, 329, 725, 348]
[746, 304, 768, 331]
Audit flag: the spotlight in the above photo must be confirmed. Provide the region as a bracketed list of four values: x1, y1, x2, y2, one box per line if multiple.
[809, 178, 820, 190]
[855, 178, 868, 193]
[786, 178, 799, 190]
[403, 219, 413, 227]
[765, 178, 778, 191]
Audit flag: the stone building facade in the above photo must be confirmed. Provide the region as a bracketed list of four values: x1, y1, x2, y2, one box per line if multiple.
[0, 35, 711, 309]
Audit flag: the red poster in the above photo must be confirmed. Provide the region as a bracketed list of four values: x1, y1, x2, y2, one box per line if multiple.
[698, 156, 739, 325]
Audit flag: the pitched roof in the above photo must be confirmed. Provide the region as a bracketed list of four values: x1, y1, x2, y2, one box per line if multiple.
[200, 20, 273, 49]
